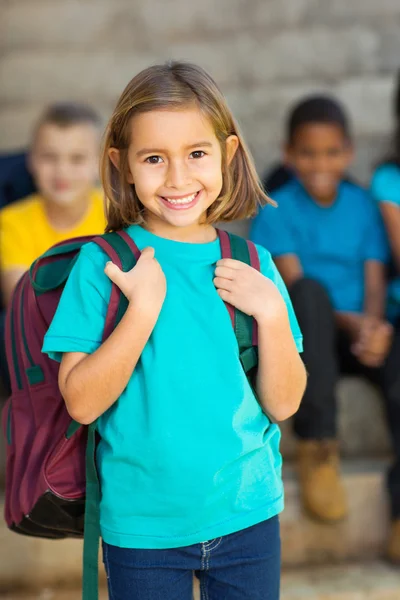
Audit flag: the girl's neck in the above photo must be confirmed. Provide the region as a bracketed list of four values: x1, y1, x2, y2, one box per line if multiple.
[142, 219, 217, 244]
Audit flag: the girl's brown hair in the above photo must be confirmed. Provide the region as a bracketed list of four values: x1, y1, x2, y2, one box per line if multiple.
[101, 61, 272, 232]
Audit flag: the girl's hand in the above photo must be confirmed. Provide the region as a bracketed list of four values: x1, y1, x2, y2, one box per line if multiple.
[214, 258, 287, 323]
[105, 247, 167, 318]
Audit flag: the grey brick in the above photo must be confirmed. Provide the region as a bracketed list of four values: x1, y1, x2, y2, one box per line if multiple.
[246, 26, 379, 82]
[0, 51, 161, 105]
[0, 104, 43, 150]
[134, 0, 249, 38]
[350, 134, 390, 185]
[314, 0, 400, 21]
[250, 0, 320, 29]
[334, 76, 395, 136]
[1, 1, 115, 49]
[378, 24, 400, 72]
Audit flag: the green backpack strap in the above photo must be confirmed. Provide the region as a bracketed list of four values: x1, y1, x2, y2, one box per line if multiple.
[81, 230, 141, 600]
[217, 230, 260, 375]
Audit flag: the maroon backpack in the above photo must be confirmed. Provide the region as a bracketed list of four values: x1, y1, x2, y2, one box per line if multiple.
[1, 228, 260, 599]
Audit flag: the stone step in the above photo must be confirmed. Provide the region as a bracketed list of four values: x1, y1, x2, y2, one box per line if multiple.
[0, 461, 391, 589]
[280, 377, 391, 459]
[281, 460, 390, 567]
[280, 562, 400, 600]
[5, 562, 400, 600]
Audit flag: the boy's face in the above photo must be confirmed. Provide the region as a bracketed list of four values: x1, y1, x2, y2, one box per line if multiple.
[284, 123, 353, 204]
[30, 123, 99, 207]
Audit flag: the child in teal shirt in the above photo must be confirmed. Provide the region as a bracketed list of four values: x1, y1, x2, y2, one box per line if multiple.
[43, 62, 305, 600]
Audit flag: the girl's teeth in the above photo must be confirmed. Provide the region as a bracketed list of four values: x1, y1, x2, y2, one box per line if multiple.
[164, 193, 197, 205]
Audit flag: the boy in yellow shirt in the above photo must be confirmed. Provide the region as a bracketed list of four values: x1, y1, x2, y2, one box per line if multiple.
[0, 102, 106, 305]
[0, 102, 106, 391]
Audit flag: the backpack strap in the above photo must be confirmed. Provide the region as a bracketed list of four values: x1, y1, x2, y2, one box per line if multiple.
[217, 229, 260, 375]
[81, 231, 140, 600]
[94, 231, 141, 338]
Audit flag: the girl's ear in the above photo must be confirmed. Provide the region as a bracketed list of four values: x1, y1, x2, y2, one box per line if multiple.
[108, 148, 121, 170]
[108, 148, 134, 184]
[225, 135, 239, 165]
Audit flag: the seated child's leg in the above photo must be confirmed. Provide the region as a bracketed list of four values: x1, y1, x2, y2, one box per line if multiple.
[102, 541, 196, 600]
[197, 517, 280, 600]
[288, 278, 347, 522]
[289, 278, 338, 439]
[380, 321, 400, 520]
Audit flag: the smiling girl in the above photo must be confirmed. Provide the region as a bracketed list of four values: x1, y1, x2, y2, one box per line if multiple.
[42, 62, 305, 600]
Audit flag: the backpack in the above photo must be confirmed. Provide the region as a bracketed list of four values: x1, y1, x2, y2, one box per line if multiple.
[1, 228, 260, 599]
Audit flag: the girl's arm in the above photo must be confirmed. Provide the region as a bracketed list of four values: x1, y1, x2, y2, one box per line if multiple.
[59, 304, 158, 425]
[255, 303, 306, 422]
[214, 258, 306, 422]
[59, 247, 166, 425]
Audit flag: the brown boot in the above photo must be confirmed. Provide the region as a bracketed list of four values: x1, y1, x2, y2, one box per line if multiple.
[387, 519, 400, 564]
[297, 440, 348, 522]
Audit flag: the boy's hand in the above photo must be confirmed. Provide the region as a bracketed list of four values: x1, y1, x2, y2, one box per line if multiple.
[214, 258, 287, 323]
[352, 316, 393, 367]
[105, 247, 166, 319]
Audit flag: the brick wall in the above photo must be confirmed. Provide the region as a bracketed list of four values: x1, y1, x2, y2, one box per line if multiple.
[1, 0, 400, 183]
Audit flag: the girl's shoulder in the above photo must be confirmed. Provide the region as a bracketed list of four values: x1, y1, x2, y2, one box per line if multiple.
[80, 238, 113, 267]
[251, 241, 274, 276]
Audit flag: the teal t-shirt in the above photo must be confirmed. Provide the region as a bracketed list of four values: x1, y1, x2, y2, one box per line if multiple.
[43, 225, 303, 549]
[370, 163, 400, 320]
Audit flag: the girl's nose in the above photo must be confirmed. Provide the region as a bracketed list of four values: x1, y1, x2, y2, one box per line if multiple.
[165, 161, 192, 188]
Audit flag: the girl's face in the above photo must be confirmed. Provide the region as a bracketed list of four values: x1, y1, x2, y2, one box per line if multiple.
[285, 123, 353, 205]
[111, 106, 238, 236]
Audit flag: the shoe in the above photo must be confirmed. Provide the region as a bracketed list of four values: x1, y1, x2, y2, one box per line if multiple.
[387, 519, 400, 564]
[297, 439, 348, 522]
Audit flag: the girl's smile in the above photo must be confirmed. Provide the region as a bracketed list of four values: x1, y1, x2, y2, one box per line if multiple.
[160, 189, 202, 210]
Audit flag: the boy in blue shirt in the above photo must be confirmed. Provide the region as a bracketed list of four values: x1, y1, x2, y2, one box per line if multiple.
[251, 96, 400, 562]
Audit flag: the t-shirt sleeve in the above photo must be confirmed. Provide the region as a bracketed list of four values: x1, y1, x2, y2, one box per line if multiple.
[0, 207, 35, 271]
[42, 244, 112, 362]
[363, 196, 390, 263]
[370, 164, 400, 206]
[250, 201, 297, 257]
[255, 243, 303, 352]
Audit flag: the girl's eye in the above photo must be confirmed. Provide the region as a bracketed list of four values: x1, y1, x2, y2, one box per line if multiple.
[146, 156, 163, 164]
[190, 151, 205, 159]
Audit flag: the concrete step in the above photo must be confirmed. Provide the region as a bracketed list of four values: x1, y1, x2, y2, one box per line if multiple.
[4, 562, 400, 600]
[0, 460, 391, 589]
[280, 562, 400, 600]
[281, 460, 390, 567]
[280, 377, 391, 459]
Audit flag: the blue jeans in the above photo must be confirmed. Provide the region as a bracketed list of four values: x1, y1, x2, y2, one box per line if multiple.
[102, 516, 280, 600]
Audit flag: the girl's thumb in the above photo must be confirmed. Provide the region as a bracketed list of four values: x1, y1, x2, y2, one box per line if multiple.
[139, 246, 155, 261]
[104, 261, 123, 286]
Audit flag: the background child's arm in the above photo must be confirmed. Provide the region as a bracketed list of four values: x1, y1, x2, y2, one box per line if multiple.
[0, 269, 25, 304]
[363, 259, 387, 320]
[273, 254, 303, 289]
[378, 201, 400, 274]
[59, 246, 166, 424]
